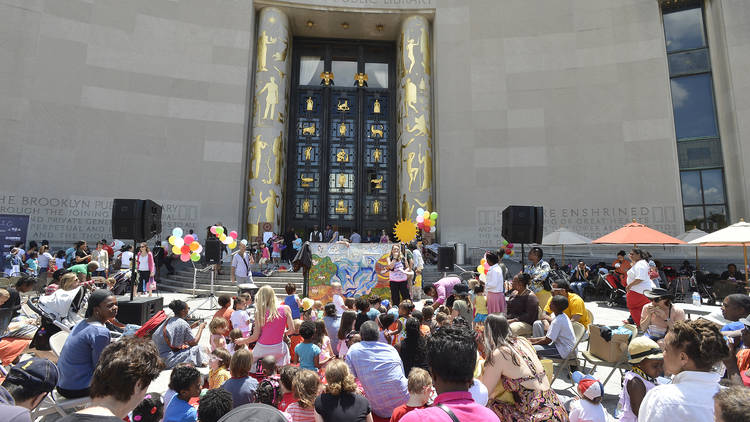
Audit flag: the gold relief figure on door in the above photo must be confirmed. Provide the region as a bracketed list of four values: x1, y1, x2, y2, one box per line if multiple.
[337, 174, 348, 188]
[300, 175, 313, 187]
[373, 200, 381, 215]
[306, 97, 314, 111]
[373, 148, 382, 163]
[371, 175, 383, 190]
[302, 123, 316, 136]
[371, 125, 384, 138]
[304, 146, 312, 161]
[257, 31, 276, 72]
[335, 200, 348, 214]
[250, 135, 267, 179]
[373, 99, 381, 114]
[337, 99, 350, 112]
[302, 199, 310, 214]
[338, 122, 347, 137]
[336, 149, 349, 163]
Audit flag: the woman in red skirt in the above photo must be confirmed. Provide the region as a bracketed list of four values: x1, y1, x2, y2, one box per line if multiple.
[625, 248, 655, 326]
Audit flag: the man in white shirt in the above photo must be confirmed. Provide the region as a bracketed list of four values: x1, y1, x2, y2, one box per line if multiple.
[231, 242, 255, 287]
[530, 295, 576, 359]
[485, 252, 505, 314]
[309, 225, 322, 242]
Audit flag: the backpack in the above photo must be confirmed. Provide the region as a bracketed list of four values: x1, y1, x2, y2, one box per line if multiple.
[134, 310, 168, 338]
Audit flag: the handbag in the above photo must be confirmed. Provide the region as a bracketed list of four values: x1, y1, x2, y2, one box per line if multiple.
[147, 276, 157, 291]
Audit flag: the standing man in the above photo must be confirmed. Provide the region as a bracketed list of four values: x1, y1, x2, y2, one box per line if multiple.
[309, 225, 322, 242]
[91, 241, 109, 278]
[231, 241, 256, 288]
[350, 230, 361, 243]
[101, 239, 114, 261]
[485, 252, 505, 314]
[323, 225, 334, 243]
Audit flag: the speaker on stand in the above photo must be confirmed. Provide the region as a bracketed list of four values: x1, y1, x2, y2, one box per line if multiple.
[502, 205, 544, 267]
[437, 246, 455, 276]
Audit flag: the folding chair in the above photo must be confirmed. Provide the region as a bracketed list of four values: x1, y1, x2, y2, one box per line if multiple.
[579, 324, 637, 387]
[550, 321, 586, 385]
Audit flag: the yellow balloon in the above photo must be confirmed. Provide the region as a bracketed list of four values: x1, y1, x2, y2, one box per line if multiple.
[219, 233, 227, 241]
[229, 241, 237, 249]
[189, 242, 199, 251]
[172, 245, 181, 255]
[168, 235, 176, 245]
[477, 265, 484, 274]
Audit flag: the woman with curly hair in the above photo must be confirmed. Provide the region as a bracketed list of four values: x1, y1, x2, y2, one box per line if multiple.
[314, 359, 372, 422]
[638, 319, 730, 422]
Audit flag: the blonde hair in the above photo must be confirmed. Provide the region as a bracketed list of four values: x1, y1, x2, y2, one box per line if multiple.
[60, 273, 79, 290]
[255, 285, 280, 326]
[209, 317, 228, 334]
[229, 348, 253, 377]
[0, 289, 9, 299]
[407, 368, 432, 393]
[324, 360, 357, 396]
[292, 369, 320, 408]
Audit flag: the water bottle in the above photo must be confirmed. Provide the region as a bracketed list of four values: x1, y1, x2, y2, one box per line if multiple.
[692, 291, 701, 307]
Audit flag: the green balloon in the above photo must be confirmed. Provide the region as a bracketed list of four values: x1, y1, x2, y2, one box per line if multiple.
[216, 227, 224, 235]
[430, 212, 438, 220]
[190, 253, 200, 262]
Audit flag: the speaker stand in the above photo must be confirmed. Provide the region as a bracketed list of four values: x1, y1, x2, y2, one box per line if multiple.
[189, 264, 219, 314]
[520, 244, 526, 268]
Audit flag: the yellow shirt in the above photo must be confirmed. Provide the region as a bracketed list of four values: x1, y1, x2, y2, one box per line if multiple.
[209, 367, 230, 389]
[474, 295, 488, 315]
[544, 293, 590, 327]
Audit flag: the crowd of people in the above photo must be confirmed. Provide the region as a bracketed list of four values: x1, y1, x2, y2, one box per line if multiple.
[3, 241, 750, 421]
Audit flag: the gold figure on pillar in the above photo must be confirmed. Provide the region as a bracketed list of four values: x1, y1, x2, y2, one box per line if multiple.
[414, 197, 432, 212]
[335, 200, 348, 214]
[419, 78, 426, 91]
[373, 99, 381, 114]
[406, 151, 418, 192]
[271, 131, 282, 184]
[404, 78, 417, 117]
[337, 174, 348, 188]
[257, 30, 277, 72]
[407, 114, 429, 137]
[306, 97, 314, 111]
[420, 26, 431, 75]
[259, 189, 280, 224]
[250, 135, 268, 179]
[259, 76, 279, 120]
[273, 38, 288, 62]
[336, 149, 349, 162]
[338, 122, 347, 136]
[418, 144, 432, 192]
[373, 200, 381, 215]
[401, 194, 414, 220]
[304, 146, 312, 161]
[302, 199, 310, 214]
[373, 148, 382, 163]
[406, 37, 419, 74]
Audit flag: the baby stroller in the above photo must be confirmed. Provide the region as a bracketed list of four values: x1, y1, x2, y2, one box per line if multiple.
[664, 266, 688, 302]
[27, 286, 87, 350]
[602, 270, 627, 308]
[691, 270, 718, 306]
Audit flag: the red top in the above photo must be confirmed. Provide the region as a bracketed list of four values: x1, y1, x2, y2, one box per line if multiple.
[213, 307, 234, 336]
[278, 392, 294, 411]
[390, 404, 425, 422]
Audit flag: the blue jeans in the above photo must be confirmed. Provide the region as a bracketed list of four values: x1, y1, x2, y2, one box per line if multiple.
[571, 281, 589, 298]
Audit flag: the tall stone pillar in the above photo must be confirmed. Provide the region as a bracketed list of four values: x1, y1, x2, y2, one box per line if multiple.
[397, 16, 433, 221]
[247, 7, 291, 238]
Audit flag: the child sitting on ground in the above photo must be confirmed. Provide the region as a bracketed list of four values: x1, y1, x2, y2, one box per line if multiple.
[278, 365, 301, 411]
[252, 355, 277, 383]
[256, 376, 292, 420]
[530, 295, 576, 360]
[208, 317, 228, 351]
[422, 305, 436, 333]
[131, 393, 163, 422]
[226, 328, 244, 354]
[411, 310, 431, 336]
[286, 369, 321, 422]
[163, 365, 202, 422]
[615, 337, 664, 422]
[391, 368, 433, 422]
[388, 300, 415, 346]
[569, 371, 609, 422]
[208, 348, 231, 389]
[221, 348, 259, 408]
[377, 312, 396, 344]
[230, 295, 252, 337]
[294, 320, 321, 371]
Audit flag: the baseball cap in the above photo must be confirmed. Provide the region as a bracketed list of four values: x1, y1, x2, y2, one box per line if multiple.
[571, 371, 603, 400]
[6, 358, 59, 392]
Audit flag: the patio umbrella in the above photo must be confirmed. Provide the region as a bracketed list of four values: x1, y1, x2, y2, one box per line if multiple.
[592, 220, 686, 247]
[678, 228, 709, 270]
[542, 228, 592, 265]
[689, 220, 750, 285]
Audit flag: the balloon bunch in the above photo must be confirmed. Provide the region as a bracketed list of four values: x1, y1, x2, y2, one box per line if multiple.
[415, 208, 438, 233]
[476, 257, 491, 275]
[501, 239, 515, 257]
[168, 227, 203, 262]
[209, 225, 238, 249]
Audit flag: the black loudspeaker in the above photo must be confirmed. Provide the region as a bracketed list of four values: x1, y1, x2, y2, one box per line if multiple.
[116, 296, 163, 325]
[437, 246, 455, 272]
[205, 238, 222, 264]
[502, 206, 544, 244]
[112, 199, 162, 241]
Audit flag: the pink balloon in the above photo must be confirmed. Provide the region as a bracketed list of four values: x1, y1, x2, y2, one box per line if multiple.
[416, 216, 424, 223]
[229, 231, 238, 239]
[483, 262, 490, 271]
[210, 226, 218, 235]
[184, 235, 194, 244]
[180, 253, 190, 262]
[507, 243, 514, 249]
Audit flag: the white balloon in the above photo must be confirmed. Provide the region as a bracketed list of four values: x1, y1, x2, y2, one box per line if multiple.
[174, 237, 184, 247]
[430, 226, 436, 233]
[196, 244, 203, 254]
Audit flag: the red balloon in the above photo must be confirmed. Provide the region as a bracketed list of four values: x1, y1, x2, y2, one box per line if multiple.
[180, 245, 190, 254]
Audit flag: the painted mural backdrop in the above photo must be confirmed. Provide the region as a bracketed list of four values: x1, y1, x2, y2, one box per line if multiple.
[308, 242, 392, 303]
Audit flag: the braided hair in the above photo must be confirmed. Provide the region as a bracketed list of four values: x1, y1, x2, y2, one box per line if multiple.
[666, 319, 730, 371]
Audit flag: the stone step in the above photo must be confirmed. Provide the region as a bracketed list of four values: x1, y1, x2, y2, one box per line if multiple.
[157, 277, 303, 298]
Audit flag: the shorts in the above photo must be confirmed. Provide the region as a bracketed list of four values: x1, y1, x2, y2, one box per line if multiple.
[271, 251, 280, 258]
[474, 313, 488, 323]
[259, 257, 269, 265]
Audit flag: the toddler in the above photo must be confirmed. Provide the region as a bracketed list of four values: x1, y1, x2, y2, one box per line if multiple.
[163, 365, 201, 422]
[288, 319, 303, 363]
[391, 368, 432, 422]
[230, 296, 251, 337]
[283, 283, 301, 319]
[286, 369, 320, 422]
[472, 283, 488, 326]
[208, 348, 231, 389]
[569, 371, 609, 422]
[131, 393, 163, 422]
[278, 365, 301, 411]
[294, 320, 321, 371]
[208, 317, 228, 351]
[228, 328, 245, 354]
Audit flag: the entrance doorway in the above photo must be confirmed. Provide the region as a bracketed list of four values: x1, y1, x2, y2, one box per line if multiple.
[285, 39, 396, 239]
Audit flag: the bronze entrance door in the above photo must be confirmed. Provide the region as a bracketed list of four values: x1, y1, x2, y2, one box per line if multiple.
[285, 40, 396, 239]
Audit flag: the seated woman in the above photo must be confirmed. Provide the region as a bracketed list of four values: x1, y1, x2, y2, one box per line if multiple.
[56, 289, 118, 398]
[480, 313, 567, 421]
[152, 299, 207, 368]
[640, 288, 686, 341]
[505, 274, 539, 337]
[639, 319, 730, 421]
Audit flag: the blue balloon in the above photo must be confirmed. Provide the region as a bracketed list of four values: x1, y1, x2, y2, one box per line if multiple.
[172, 227, 183, 238]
